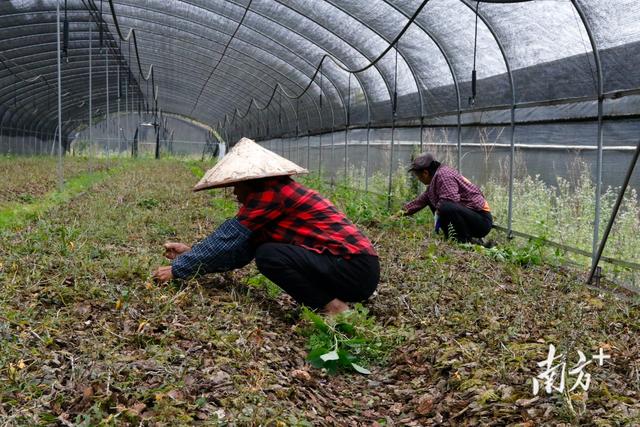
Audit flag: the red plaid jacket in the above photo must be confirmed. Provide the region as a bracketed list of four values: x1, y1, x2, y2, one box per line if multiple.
[237, 177, 377, 257]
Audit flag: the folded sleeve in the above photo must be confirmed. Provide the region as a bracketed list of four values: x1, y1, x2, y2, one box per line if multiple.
[171, 218, 254, 279]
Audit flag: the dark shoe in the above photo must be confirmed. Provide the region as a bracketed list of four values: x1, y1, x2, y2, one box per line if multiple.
[469, 237, 496, 248]
[469, 237, 485, 246]
[482, 239, 496, 249]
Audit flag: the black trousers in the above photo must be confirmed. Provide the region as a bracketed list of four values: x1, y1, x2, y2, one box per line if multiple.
[439, 200, 493, 243]
[254, 243, 380, 309]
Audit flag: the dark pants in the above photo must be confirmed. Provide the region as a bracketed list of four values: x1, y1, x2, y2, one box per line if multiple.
[439, 201, 493, 243]
[254, 243, 380, 309]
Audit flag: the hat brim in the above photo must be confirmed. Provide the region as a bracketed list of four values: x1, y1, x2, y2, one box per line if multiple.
[193, 170, 308, 191]
[193, 137, 308, 191]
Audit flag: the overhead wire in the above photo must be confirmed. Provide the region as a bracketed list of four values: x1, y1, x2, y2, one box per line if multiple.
[102, 0, 159, 102]
[191, 0, 255, 116]
[225, 0, 431, 127]
[224, 0, 537, 130]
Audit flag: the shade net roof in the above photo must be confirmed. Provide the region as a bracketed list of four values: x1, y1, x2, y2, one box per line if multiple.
[1, 0, 639, 141]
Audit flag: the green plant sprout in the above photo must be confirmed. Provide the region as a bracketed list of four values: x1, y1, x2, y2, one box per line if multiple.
[298, 304, 405, 375]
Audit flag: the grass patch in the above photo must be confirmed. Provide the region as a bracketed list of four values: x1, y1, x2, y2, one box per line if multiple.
[0, 167, 120, 231]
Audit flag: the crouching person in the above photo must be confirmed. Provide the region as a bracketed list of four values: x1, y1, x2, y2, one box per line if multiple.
[399, 152, 493, 244]
[152, 138, 379, 315]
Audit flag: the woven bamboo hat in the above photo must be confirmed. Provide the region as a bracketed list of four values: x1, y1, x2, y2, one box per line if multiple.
[193, 137, 308, 191]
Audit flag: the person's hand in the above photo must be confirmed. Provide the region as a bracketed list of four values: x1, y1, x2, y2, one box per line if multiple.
[434, 213, 441, 234]
[163, 242, 191, 260]
[153, 265, 173, 283]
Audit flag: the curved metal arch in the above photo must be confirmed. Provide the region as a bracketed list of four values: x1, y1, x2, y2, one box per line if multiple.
[267, 0, 385, 103]
[105, 8, 329, 114]
[227, 0, 375, 122]
[108, 0, 344, 126]
[30, 77, 253, 137]
[111, 33, 306, 122]
[322, 0, 421, 116]
[375, 1, 462, 109]
[1, 8, 158, 101]
[1, 8, 335, 133]
[378, 0, 462, 168]
[220, 0, 411, 136]
[4, 4, 349, 140]
[106, 4, 334, 139]
[1, 36, 315, 133]
[24, 70, 290, 135]
[0, 37, 143, 125]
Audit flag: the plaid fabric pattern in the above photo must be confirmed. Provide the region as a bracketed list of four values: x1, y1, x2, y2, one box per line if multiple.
[171, 218, 254, 279]
[237, 177, 377, 257]
[404, 165, 490, 215]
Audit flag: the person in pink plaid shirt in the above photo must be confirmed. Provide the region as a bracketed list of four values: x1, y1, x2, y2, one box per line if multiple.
[399, 153, 493, 244]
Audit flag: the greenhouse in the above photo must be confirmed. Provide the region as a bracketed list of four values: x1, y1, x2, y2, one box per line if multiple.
[1, 0, 639, 425]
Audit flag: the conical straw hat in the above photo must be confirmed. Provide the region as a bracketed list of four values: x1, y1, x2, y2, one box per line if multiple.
[193, 137, 308, 191]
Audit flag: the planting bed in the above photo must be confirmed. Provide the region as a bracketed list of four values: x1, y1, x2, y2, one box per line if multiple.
[0, 157, 120, 206]
[0, 158, 639, 426]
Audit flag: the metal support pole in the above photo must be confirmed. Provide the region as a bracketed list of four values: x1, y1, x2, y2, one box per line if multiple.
[507, 106, 516, 238]
[331, 119, 335, 182]
[569, 1, 605, 269]
[457, 110, 462, 171]
[345, 73, 351, 184]
[125, 51, 128, 153]
[419, 116, 424, 152]
[318, 133, 323, 177]
[117, 63, 121, 154]
[388, 45, 399, 210]
[365, 121, 371, 192]
[56, 0, 63, 190]
[587, 138, 640, 284]
[388, 120, 395, 210]
[307, 133, 310, 170]
[88, 20, 93, 168]
[105, 43, 110, 161]
[21, 125, 26, 155]
[155, 125, 160, 159]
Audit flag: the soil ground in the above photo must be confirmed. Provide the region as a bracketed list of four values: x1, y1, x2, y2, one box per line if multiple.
[1, 159, 638, 426]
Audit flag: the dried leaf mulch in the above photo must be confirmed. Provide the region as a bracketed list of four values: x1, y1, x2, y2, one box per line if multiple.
[0, 158, 638, 426]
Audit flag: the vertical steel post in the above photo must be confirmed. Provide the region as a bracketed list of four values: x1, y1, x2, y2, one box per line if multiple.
[125, 44, 128, 152]
[457, 111, 461, 171]
[388, 44, 399, 210]
[117, 62, 121, 154]
[570, 0, 605, 269]
[88, 19, 93, 169]
[106, 42, 110, 161]
[21, 125, 26, 155]
[344, 73, 351, 184]
[365, 121, 371, 192]
[56, 0, 63, 190]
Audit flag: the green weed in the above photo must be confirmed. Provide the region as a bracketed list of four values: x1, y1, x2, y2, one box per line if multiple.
[298, 304, 406, 375]
[245, 273, 282, 298]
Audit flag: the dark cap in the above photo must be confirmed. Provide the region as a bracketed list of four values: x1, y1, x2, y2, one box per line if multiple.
[408, 152, 436, 172]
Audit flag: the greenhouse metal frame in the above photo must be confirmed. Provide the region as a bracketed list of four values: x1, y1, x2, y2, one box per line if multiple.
[1, 0, 639, 284]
